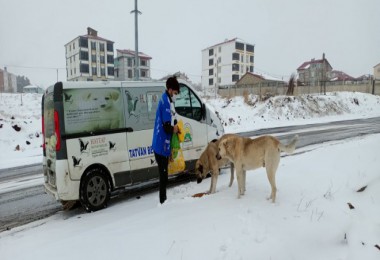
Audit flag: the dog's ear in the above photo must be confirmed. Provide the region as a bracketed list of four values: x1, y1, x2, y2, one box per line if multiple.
[110, 91, 120, 101]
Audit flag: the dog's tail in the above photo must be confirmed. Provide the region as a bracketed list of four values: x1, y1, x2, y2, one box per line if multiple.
[279, 135, 299, 154]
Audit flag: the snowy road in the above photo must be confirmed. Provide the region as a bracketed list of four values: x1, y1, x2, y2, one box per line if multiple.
[1, 116, 380, 232]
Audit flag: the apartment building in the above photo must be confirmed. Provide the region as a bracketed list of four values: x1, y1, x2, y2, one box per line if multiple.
[374, 63, 380, 80]
[114, 49, 152, 81]
[201, 38, 255, 89]
[297, 54, 332, 86]
[0, 67, 17, 93]
[65, 27, 115, 81]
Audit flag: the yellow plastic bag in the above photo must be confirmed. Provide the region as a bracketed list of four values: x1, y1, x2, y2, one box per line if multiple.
[177, 119, 184, 143]
[168, 133, 185, 175]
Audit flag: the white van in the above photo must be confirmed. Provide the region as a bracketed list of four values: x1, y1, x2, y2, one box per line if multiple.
[42, 80, 224, 211]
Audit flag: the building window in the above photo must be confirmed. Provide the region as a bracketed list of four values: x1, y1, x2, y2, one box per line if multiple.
[235, 42, 244, 51]
[79, 37, 88, 48]
[73, 42, 75, 50]
[218, 46, 221, 52]
[128, 69, 133, 78]
[92, 67, 97, 75]
[232, 53, 239, 61]
[141, 70, 147, 77]
[108, 67, 114, 76]
[209, 59, 214, 66]
[91, 54, 96, 63]
[100, 55, 105, 64]
[80, 64, 89, 73]
[107, 42, 113, 52]
[232, 75, 239, 82]
[250, 55, 254, 63]
[141, 59, 147, 66]
[99, 43, 105, 52]
[79, 51, 88, 61]
[101, 68, 105, 76]
[232, 63, 239, 71]
[209, 78, 213, 85]
[246, 44, 254, 52]
[91, 42, 96, 50]
[250, 66, 254, 72]
[107, 55, 114, 63]
[209, 49, 214, 56]
[127, 58, 132, 67]
[209, 69, 213, 76]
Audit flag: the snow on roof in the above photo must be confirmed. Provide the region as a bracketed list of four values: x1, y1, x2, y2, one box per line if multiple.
[117, 49, 152, 59]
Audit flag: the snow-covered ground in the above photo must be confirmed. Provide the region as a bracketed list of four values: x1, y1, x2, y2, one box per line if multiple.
[0, 92, 380, 259]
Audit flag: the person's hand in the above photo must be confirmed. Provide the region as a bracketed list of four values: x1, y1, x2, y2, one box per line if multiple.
[173, 125, 179, 134]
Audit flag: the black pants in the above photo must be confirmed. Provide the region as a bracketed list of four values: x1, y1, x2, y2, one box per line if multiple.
[154, 152, 169, 204]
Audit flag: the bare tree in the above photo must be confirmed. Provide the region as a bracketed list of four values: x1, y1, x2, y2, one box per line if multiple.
[286, 74, 296, 96]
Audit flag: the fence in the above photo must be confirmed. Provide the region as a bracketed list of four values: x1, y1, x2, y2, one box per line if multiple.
[214, 80, 380, 98]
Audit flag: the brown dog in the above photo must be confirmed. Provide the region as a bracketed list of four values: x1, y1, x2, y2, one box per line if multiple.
[216, 134, 298, 202]
[195, 135, 235, 194]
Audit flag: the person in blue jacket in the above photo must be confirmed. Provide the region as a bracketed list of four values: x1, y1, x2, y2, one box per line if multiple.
[152, 76, 180, 204]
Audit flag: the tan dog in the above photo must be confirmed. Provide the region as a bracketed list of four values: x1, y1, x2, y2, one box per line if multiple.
[216, 134, 298, 202]
[195, 135, 235, 194]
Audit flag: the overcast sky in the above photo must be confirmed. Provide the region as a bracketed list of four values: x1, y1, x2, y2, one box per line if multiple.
[1, 0, 379, 87]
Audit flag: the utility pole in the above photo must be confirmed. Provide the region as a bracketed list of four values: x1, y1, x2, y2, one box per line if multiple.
[322, 53, 326, 95]
[131, 0, 141, 81]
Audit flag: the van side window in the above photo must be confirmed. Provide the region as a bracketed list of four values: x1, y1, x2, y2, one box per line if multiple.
[123, 88, 161, 131]
[174, 84, 202, 121]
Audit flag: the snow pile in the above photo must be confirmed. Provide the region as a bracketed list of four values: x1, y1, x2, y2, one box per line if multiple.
[0, 93, 43, 167]
[206, 92, 380, 133]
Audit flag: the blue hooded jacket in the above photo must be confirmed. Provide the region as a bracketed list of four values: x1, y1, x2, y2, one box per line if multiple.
[152, 91, 172, 156]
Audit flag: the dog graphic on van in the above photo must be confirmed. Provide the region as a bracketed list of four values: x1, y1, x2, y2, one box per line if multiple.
[82, 90, 122, 131]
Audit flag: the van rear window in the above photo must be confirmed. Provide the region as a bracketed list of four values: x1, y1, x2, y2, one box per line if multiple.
[44, 92, 55, 138]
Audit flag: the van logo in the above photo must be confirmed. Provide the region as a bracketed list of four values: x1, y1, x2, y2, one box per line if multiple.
[72, 156, 82, 167]
[64, 92, 73, 104]
[79, 139, 89, 154]
[109, 141, 116, 151]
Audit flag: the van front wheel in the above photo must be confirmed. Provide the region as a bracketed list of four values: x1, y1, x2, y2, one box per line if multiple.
[80, 168, 110, 212]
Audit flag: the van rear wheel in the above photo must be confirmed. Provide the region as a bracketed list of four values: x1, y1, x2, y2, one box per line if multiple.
[80, 168, 110, 212]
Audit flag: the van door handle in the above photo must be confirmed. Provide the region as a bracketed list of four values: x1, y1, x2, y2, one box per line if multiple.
[126, 127, 133, 132]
